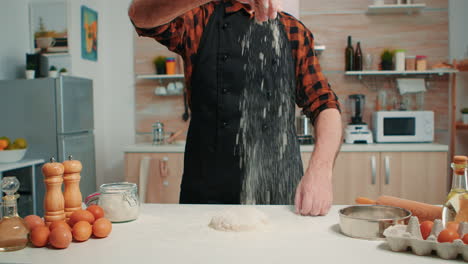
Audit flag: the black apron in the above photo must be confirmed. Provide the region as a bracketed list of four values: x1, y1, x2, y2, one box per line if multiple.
[180, 1, 303, 204]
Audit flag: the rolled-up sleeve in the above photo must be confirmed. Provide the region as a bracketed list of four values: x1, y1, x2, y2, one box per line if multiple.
[131, 16, 186, 55]
[295, 30, 340, 125]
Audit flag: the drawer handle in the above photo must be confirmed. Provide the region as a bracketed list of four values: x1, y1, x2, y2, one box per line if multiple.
[371, 155, 376, 185]
[385, 156, 390, 185]
[160, 157, 170, 186]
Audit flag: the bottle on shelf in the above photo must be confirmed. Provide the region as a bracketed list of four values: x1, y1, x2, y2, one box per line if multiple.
[354, 41, 363, 71]
[0, 177, 29, 252]
[345, 36, 354, 71]
[442, 155, 468, 225]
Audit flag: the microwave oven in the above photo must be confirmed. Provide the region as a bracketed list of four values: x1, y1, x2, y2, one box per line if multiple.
[372, 111, 434, 143]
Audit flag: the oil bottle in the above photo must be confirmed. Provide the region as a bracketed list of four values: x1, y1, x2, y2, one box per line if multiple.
[0, 176, 29, 251]
[442, 156, 468, 225]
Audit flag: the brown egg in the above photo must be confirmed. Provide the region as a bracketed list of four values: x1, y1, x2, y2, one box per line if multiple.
[86, 205, 105, 220]
[24, 215, 45, 231]
[72, 221, 92, 242]
[49, 220, 71, 231]
[62, 159, 82, 173]
[30, 226, 50, 247]
[92, 218, 112, 238]
[42, 161, 64, 176]
[49, 227, 72, 249]
[69, 210, 95, 227]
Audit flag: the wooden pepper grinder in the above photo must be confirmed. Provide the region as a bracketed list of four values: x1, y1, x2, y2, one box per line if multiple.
[63, 155, 83, 220]
[42, 157, 65, 224]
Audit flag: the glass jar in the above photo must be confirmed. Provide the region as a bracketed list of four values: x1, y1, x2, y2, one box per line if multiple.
[416, 55, 427, 71]
[86, 182, 140, 223]
[0, 177, 29, 252]
[166, 57, 176, 75]
[395, 50, 406, 71]
[405, 56, 416, 71]
[152, 122, 165, 145]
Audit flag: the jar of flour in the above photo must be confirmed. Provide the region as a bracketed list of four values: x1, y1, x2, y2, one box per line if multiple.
[85, 182, 140, 223]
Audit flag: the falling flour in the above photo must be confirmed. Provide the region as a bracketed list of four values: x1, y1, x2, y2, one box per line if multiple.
[237, 20, 303, 205]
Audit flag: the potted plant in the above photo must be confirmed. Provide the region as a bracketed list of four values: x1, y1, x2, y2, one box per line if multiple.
[380, 49, 395, 71]
[59, 68, 68, 76]
[462, 108, 468, 124]
[49, 65, 58, 78]
[25, 62, 36, 79]
[35, 17, 56, 52]
[153, 56, 167, 74]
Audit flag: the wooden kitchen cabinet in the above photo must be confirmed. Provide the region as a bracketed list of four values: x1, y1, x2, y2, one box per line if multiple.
[302, 152, 381, 205]
[380, 152, 447, 204]
[125, 153, 184, 204]
[301, 151, 447, 205]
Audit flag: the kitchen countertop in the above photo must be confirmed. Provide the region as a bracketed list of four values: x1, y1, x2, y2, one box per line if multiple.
[124, 143, 449, 153]
[2, 204, 450, 264]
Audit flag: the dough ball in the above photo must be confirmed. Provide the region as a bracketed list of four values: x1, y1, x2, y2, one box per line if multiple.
[209, 207, 269, 232]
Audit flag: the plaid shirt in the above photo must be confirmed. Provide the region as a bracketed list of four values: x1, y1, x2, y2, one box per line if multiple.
[133, 0, 340, 123]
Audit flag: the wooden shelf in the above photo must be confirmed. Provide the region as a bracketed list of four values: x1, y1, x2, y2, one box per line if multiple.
[456, 122, 468, 130]
[367, 4, 426, 14]
[346, 69, 458, 79]
[137, 74, 184, 80]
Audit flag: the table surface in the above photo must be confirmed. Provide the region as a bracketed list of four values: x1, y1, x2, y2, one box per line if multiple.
[124, 143, 449, 153]
[0, 159, 44, 173]
[1, 204, 454, 264]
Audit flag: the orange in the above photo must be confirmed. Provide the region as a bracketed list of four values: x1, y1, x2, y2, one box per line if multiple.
[0, 139, 8, 149]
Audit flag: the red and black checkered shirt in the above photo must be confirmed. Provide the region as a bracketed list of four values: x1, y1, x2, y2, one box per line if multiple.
[133, 0, 340, 123]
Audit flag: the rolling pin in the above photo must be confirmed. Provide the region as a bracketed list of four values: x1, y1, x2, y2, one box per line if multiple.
[356, 195, 442, 222]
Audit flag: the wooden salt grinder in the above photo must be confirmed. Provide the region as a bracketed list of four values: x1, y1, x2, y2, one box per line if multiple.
[42, 157, 66, 224]
[63, 155, 83, 220]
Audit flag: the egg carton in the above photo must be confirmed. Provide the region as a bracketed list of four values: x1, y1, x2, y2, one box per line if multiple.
[383, 216, 468, 261]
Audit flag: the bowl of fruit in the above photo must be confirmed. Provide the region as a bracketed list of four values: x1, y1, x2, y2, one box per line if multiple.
[0, 137, 28, 163]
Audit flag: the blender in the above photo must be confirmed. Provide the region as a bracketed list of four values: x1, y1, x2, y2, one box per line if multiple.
[344, 94, 373, 144]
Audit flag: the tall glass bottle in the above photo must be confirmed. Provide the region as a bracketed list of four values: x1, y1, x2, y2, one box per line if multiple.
[0, 177, 29, 251]
[345, 36, 354, 71]
[442, 156, 468, 225]
[354, 42, 363, 71]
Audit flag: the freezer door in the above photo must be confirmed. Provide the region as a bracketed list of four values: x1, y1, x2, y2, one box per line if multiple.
[58, 132, 97, 198]
[56, 76, 94, 134]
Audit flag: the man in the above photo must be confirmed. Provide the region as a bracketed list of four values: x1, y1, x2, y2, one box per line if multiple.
[129, 0, 342, 216]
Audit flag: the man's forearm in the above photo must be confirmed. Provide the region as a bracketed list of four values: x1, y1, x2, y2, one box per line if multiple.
[305, 108, 342, 178]
[128, 0, 211, 28]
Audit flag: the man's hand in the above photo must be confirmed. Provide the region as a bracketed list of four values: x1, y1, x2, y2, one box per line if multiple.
[294, 166, 333, 216]
[237, 0, 281, 22]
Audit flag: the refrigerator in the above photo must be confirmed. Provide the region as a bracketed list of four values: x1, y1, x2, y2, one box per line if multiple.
[0, 76, 96, 216]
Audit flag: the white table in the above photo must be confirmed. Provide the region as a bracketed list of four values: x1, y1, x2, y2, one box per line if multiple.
[0, 204, 452, 264]
[0, 159, 45, 215]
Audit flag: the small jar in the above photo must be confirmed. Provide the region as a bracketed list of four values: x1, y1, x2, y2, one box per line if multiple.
[416, 55, 427, 71]
[405, 56, 416, 71]
[152, 122, 165, 145]
[86, 182, 140, 223]
[166, 57, 176, 75]
[395, 49, 406, 71]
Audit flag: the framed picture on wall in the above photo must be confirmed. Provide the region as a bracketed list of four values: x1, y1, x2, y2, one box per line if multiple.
[29, 2, 68, 54]
[81, 5, 98, 61]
